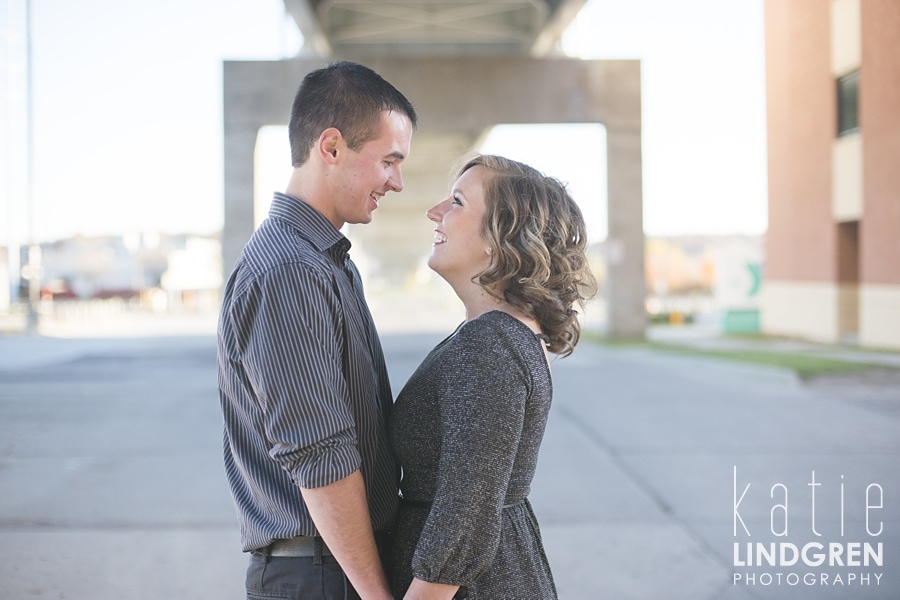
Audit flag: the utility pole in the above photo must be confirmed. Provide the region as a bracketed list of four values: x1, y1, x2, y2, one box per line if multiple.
[23, 0, 40, 335]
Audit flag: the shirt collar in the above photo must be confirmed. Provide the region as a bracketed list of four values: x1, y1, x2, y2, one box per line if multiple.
[268, 192, 351, 258]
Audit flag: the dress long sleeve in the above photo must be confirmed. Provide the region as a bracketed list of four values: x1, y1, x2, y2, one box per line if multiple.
[411, 325, 529, 584]
[389, 311, 558, 599]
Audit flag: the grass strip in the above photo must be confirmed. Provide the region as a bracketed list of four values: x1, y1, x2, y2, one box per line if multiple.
[582, 331, 896, 380]
[645, 344, 884, 380]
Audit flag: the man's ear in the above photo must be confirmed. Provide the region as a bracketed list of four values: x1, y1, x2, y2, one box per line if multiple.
[317, 128, 342, 163]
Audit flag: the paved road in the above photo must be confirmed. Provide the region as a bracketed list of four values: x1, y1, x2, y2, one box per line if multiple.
[0, 332, 897, 599]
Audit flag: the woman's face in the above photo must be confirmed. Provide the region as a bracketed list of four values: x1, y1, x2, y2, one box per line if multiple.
[425, 165, 492, 286]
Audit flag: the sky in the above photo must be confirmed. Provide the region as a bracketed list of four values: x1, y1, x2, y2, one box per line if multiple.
[2, 0, 767, 248]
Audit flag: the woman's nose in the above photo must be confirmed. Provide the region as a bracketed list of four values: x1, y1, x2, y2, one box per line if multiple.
[426, 199, 446, 223]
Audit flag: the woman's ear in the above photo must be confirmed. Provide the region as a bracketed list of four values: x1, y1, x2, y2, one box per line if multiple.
[317, 128, 342, 163]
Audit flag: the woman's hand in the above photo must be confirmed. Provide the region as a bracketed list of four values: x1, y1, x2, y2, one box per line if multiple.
[403, 577, 459, 600]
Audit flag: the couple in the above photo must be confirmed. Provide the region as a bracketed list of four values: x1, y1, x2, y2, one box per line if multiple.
[217, 61, 597, 600]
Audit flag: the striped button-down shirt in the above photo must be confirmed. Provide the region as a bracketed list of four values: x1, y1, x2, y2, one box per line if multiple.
[217, 192, 398, 552]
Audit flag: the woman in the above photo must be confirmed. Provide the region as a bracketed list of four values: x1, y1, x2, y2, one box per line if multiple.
[388, 155, 598, 599]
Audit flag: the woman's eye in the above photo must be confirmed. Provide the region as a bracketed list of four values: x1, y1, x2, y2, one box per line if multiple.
[452, 195, 462, 206]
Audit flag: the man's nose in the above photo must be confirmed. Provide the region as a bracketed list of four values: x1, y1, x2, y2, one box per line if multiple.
[387, 167, 403, 193]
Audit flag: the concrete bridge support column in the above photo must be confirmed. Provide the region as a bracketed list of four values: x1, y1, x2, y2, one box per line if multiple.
[606, 125, 646, 339]
[222, 125, 260, 277]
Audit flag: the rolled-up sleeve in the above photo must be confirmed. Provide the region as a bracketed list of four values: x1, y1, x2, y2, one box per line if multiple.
[233, 262, 361, 489]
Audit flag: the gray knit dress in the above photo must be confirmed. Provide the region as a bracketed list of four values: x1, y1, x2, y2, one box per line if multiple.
[388, 310, 558, 599]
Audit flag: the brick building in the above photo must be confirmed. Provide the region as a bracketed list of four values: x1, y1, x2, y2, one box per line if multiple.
[762, 0, 900, 349]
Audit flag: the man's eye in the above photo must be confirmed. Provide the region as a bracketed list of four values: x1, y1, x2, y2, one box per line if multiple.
[452, 195, 462, 205]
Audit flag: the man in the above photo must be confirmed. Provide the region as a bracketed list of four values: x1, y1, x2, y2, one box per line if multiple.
[217, 61, 416, 599]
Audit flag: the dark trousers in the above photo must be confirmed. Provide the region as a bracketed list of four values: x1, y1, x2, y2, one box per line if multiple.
[246, 553, 361, 600]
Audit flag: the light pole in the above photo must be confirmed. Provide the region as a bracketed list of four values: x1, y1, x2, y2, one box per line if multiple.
[22, 0, 40, 335]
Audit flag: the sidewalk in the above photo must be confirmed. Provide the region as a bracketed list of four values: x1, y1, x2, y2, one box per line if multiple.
[0, 321, 898, 599]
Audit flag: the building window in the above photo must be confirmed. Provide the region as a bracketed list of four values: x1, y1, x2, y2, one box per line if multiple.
[837, 70, 860, 136]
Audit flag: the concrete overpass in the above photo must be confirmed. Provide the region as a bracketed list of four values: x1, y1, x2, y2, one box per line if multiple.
[223, 0, 645, 338]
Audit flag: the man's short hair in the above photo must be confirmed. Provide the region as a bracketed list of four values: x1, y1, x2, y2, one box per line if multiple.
[289, 61, 418, 167]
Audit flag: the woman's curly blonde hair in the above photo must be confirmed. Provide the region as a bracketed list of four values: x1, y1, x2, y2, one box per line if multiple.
[462, 154, 599, 357]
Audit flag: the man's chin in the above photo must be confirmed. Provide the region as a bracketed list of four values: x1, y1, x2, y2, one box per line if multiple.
[347, 213, 374, 226]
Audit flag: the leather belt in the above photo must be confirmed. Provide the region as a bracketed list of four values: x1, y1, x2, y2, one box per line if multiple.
[259, 536, 332, 558]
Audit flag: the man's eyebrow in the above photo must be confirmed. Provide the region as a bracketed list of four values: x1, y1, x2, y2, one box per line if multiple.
[385, 151, 406, 160]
